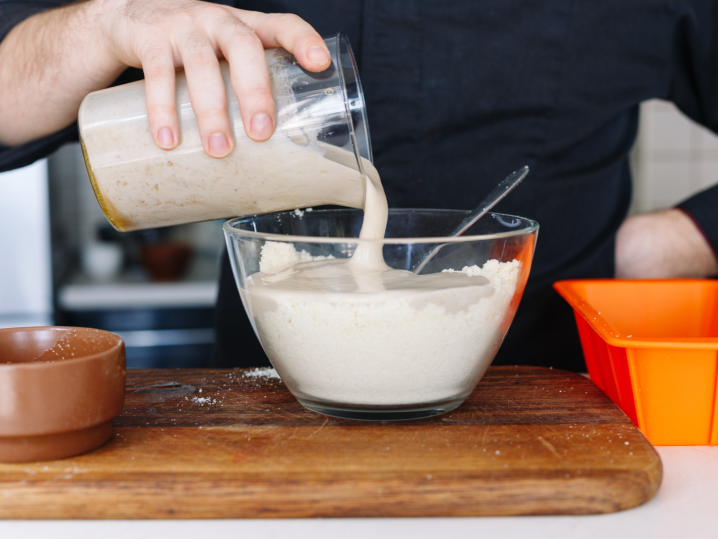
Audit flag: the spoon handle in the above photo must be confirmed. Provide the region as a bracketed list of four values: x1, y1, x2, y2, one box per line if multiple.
[411, 166, 530, 275]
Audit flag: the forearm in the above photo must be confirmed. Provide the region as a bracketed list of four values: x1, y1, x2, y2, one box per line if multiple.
[0, 0, 330, 157]
[0, 0, 124, 146]
[615, 208, 718, 278]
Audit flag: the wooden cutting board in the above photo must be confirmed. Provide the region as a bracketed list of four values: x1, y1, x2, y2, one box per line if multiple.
[0, 366, 661, 519]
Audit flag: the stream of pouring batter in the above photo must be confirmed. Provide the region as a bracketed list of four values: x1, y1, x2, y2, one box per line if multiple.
[247, 148, 496, 302]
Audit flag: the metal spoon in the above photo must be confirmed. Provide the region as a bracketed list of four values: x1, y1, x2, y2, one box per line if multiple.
[411, 166, 530, 274]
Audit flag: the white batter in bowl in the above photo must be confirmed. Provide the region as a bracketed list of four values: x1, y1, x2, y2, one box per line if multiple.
[224, 208, 538, 420]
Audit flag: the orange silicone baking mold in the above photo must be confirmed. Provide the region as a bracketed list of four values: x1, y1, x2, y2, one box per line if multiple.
[554, 279, 718, 446]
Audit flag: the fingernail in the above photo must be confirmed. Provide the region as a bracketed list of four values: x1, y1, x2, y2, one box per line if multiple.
[209, 133, 230, 157]
[250, 114, 273, 140]
[158, 127, 174, 149]
[307, 45, 329, 64]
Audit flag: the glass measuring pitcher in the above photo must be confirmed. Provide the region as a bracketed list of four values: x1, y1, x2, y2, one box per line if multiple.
[78, 33, 372, 232]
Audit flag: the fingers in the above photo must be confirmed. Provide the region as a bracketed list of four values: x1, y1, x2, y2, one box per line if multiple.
[214, 16, 275, 141]
[141, 41, 179, 151]
[128, 6, 329, 155]
[177, 28, 233, 158]
[239, 11, 331, 73]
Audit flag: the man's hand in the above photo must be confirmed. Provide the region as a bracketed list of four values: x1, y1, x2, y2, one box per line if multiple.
[0, 0, 330, 158]
[615, 209, 718, 278]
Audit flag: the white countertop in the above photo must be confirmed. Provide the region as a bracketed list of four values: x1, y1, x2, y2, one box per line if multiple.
[57, 255, 221, 310]
[57, 280, 218, 310]
[2, 445, 716, 539]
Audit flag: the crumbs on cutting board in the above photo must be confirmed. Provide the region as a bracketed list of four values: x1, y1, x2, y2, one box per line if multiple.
[242, 367, 281, 380]
[190, 396, 217, 406]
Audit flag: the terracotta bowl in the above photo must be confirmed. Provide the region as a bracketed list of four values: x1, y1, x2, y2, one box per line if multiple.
[0, 327, 125, 463]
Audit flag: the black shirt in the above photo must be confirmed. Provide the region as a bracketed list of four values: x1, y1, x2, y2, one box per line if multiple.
[3, 0, 718, 371]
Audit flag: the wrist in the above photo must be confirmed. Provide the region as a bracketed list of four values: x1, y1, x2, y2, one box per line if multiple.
[79, 0, 127, 80]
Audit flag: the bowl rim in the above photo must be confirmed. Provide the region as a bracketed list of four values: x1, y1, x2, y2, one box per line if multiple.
[554, 279, 718, 349]
[0, 326, 124, 371]
[223, 209, 539, 244]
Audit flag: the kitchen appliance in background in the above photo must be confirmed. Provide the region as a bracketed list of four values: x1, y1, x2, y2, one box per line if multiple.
[0, 160, 53, 329]
[48, 142, 223, 368]
[57, 281, 217, 369]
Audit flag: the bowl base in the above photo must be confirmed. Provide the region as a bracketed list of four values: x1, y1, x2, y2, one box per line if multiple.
[0, 420, 114, 463]
[296, 396, 465, 421]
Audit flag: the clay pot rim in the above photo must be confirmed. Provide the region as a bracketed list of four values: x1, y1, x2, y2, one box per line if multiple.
[0, 326, 123, 371]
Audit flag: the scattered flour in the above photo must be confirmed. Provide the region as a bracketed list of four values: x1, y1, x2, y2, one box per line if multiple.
[242, 367, 282, 380]
[191, 396, 217, 406]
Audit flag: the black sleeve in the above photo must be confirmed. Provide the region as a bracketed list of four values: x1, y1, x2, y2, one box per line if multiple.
[0, 1, 61, 43]
[678, 186, 718, 260]
[668, 2, 718, 255]
[0, 1, 82, 172]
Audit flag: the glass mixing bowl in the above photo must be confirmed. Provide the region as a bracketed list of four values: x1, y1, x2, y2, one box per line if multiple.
[224, 209, 538, 420]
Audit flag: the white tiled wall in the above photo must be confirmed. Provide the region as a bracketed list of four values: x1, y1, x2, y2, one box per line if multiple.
[632, 99, 718, 213]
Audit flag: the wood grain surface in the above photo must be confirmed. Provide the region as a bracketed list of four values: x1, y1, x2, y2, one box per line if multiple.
[0, 367, 662, 519]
